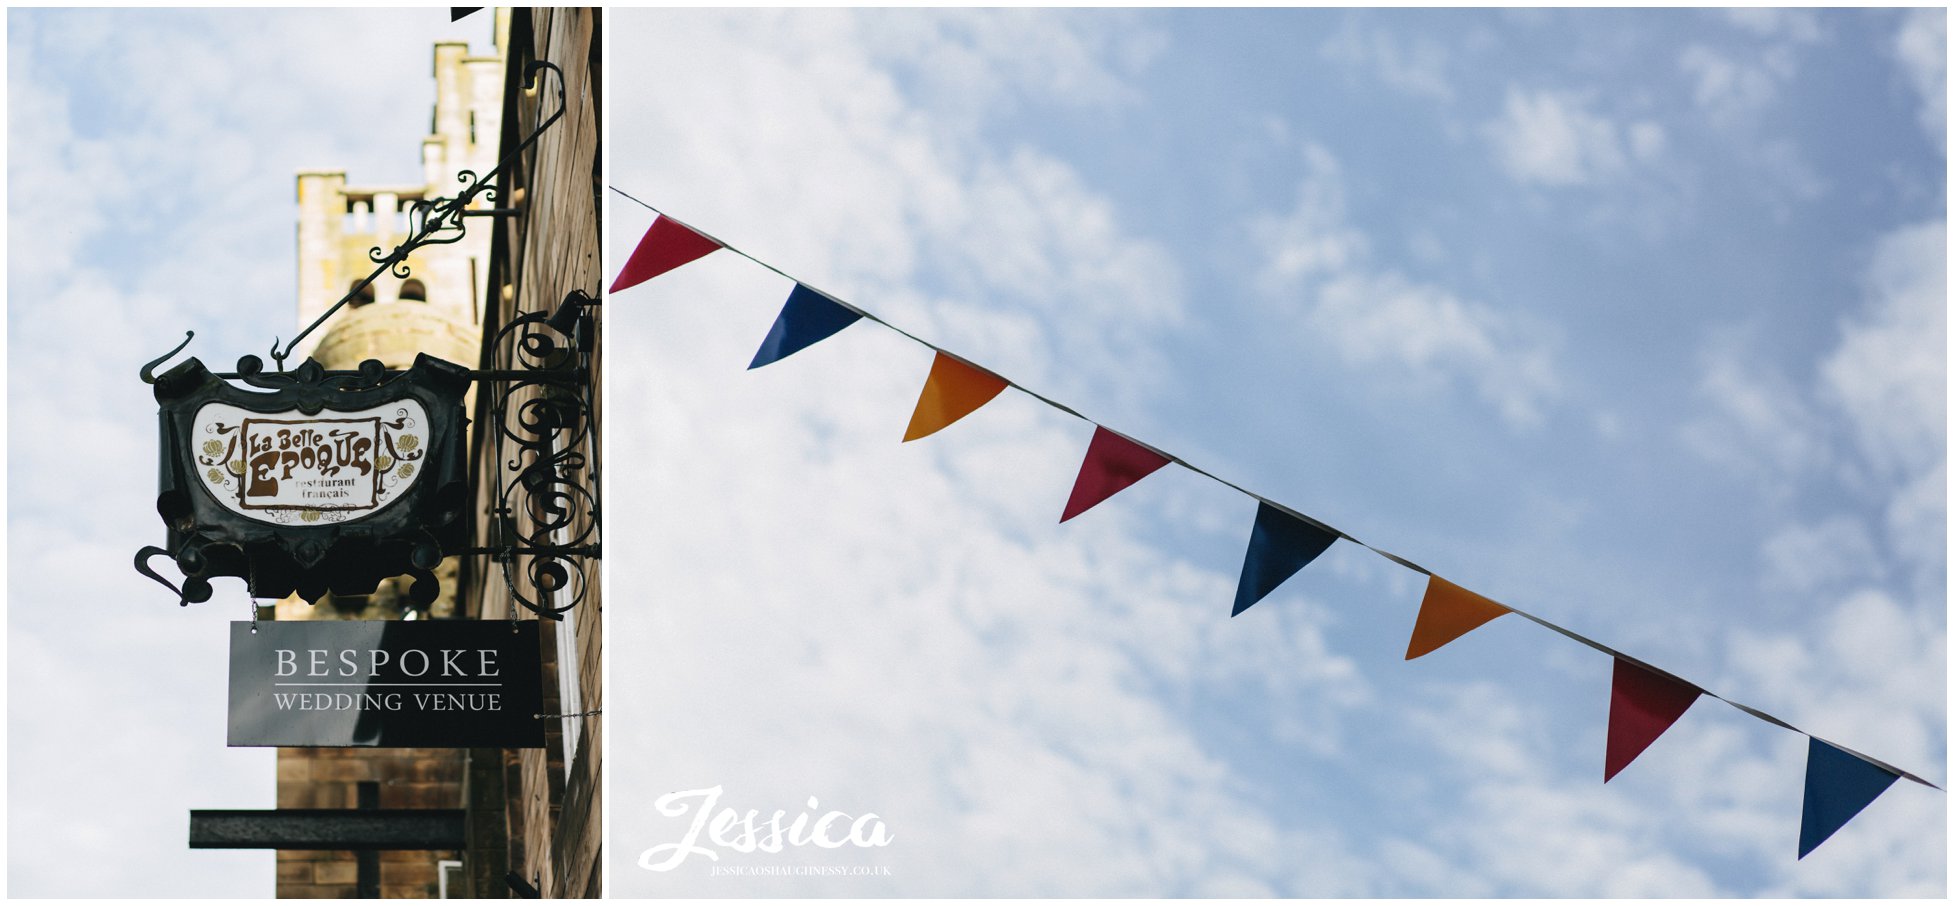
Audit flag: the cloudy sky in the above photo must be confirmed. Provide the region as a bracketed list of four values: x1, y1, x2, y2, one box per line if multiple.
[7, 9, 497, 897]
[5, 7, 1945, 901]
[607, 8, 1945, 897]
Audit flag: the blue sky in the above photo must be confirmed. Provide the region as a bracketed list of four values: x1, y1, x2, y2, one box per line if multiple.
[7, 9, 497, 896]
[607, 8, 1944, 896]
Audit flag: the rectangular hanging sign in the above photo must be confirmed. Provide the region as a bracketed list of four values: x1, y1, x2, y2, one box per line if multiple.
[227, 620, 545, 748]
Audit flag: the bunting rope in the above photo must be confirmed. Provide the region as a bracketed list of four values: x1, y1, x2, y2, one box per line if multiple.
[608, 187, 1944, 858]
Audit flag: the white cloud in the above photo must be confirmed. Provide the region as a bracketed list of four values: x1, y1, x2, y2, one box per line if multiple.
[1760, 515, 1884, 596]
[1471, 79, 1684, 235]
[1253, 142, 1562, 426]
[604, 9, 1180, 419]
[1893, 9, 1946, 152]
[1678, 42, 1797, 129]
[1251, 144, 1367, 286]
[1312, 271, 1560, 427]
[1675, 17, 1843, 205]
[1884, 462, 1946, 597]
[1723, 8, 1823, 44]
[5, 38, 125, 287]
[1820, 220, 1947, 481]
[926, 148, 1185, 398]
[1485, 89, 1617, 186]
[1383, 682, 1726, 897]
[855, 9, 1165, 126]
[1755, 138, 1829, 204]
[1816, 220, 1948, 597]
[1627, 120, 1667, 162]
[1684, 220, 1942, 507]
[1437, 779, 1723, 896]
[1319, 15, 1455, 102]
[1482, 87, 1655, 188]
[1682, 339, 1831, 491]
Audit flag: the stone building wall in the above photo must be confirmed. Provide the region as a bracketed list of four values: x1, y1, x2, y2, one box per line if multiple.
[462, 7, 604, 899]
[271, 748, 464, 898]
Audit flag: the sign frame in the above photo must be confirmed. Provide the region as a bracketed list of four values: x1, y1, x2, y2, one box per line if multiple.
[142, 354, 472, 606]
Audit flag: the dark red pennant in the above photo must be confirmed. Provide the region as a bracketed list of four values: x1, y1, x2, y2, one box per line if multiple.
[1060, 426, 1171, 523]
[1605, 657, 1702, 782]
[610, 215, 721, 293]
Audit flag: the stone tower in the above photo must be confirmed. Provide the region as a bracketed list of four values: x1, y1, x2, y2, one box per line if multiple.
[292, 38, 503, 370]
[272, 24, 507, 899]
[281, 33, 504, 624]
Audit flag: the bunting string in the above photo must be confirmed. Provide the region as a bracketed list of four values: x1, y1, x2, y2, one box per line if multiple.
[608, 188, 1943, 858]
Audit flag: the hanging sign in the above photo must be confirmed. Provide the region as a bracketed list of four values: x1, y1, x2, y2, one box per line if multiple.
[227, 620, 546, 748]
[192, 400, 430, 523]
[137, 354, 472, 607]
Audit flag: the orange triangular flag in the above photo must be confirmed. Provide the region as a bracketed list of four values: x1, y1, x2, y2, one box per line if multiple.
[903, 351, 1008, 442]
[1405, 575, 1510, 659]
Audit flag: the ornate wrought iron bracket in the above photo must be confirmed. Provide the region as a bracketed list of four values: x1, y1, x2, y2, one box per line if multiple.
[268, 59, 568, 371]
[133, 59, 592, 617]
[471, 290, 601, 621]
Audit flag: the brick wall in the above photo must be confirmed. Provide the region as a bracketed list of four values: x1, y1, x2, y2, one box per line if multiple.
[274, 748, 464, 898]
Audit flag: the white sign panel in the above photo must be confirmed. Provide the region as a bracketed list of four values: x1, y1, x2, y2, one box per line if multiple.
[190, 400, 431, 526]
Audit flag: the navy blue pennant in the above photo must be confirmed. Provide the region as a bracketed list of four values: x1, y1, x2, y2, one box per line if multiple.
[1799, 738, 1901, 858]
[749, 284, 862, 369]
[1233, 502, 1338, 616]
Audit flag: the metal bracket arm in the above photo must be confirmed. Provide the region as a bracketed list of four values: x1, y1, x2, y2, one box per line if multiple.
[269, 60, 569, 370]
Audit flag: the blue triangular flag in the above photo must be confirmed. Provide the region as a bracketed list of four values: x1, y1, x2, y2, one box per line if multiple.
[1798, 738, 1900, 858]
[748, 284, 862, 369]
[1232, 502, 1338, 616]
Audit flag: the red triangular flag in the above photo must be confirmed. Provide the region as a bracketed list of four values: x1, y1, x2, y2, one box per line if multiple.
[1060, 426, 1171, 522]
[610, 215, 720, 293]
[1604, 657, 1702, 782]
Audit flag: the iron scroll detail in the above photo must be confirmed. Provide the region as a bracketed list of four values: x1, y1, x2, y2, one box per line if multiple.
[473, 291, 601, 620]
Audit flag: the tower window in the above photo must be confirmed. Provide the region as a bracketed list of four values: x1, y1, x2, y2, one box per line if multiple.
[348, 280, 376, 308]
[400, 279, 428, 303]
